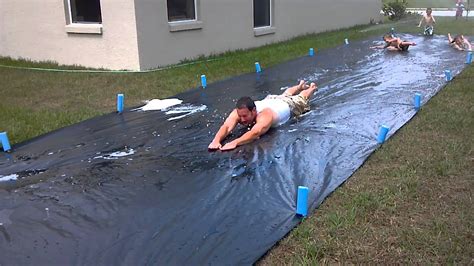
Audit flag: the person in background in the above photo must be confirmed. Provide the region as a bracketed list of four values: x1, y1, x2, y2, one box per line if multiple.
[455, 0, 465, 19]
[418, 7, 436, 35]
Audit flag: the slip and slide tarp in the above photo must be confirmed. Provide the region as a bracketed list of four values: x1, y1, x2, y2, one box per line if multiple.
[0, 34, 470, 264]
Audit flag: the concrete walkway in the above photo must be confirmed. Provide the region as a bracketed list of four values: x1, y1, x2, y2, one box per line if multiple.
[407, 8, 473, 17]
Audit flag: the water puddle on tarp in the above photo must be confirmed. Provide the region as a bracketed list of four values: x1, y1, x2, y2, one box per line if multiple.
[0, 34, 471, 264]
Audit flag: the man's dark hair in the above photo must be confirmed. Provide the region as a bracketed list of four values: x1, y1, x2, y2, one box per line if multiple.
[236, 96, 256, 110]
[452, 35, 462, 44]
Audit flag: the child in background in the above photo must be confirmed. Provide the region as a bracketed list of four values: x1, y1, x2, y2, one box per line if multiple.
[418, 8, 436, 36]
[455, 0, 465, 19]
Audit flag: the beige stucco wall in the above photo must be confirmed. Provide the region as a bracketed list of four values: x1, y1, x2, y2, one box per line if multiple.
[0, 0, 140, 70]
[0, 0, 381, 70]
[135, 0, 382, 70]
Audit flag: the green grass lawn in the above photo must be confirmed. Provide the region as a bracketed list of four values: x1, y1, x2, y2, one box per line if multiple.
[1, 15, 473, 264]
[1, 16, 472, 145]
[0, 25, 397, 144]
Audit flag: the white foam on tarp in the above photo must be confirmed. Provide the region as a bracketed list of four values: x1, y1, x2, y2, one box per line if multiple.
[0, 174, 19, 182]
[138, 98, 183, 111]
[166, 104, 207, 121]
[93, 148, 136, 160]
[136, 98, 207, 121]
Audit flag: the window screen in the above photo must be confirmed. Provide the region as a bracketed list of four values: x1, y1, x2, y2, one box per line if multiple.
[254, 0, 271, 28]
[70, 0, 102, 23]
[167, 0, 196, 22]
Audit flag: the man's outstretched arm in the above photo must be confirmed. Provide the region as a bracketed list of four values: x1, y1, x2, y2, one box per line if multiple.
[208, 110, 239, 150]
[220, 109, 273, 151]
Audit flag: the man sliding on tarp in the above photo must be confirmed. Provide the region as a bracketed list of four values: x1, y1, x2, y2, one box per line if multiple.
[208, 80, 318, 151]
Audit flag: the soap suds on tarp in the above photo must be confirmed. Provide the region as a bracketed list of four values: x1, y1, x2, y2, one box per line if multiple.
[166, 104, 207, 121]
[0, 174, 19, 182]
[136, 99, 183, 111]
[93, 148, 136, 160]
[135, 98, 207, 121]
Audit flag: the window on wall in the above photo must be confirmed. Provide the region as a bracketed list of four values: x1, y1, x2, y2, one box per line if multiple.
[254, 0, 271, 28]
[68, 0, 102, 23]
[167, 0, 196, 22]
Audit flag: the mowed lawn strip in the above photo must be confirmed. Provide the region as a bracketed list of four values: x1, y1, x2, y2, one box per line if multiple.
[1, 23, 399, 144]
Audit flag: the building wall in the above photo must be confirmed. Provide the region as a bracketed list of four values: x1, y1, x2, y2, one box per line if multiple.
[135, 0, 381, 70]
[0, 0, 381, 71]
[0, 0, 140, 70]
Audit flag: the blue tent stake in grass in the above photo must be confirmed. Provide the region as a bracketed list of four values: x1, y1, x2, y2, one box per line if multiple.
[309, 48, 314, 57]
[377, 125, 390, 144]
[414, 93, 422, 111]
[0, 132, 11, 152]
[201, 74, 207, 88]
[466, 52, 473, 64]
[444, 70, 452, 81]
[255, 62, 262, 73]
[296, 186, 309, 217]
[117, 94, 124, 113]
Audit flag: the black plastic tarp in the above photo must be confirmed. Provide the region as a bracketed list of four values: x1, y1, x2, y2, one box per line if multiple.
[0, 34, 469, 264]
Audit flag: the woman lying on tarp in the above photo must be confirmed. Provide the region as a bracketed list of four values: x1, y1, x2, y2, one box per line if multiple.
[370, 34, 417, 52]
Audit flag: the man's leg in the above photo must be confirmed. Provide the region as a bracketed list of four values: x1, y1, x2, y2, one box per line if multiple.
[282, 80, 308, 96]
[284, 82, 318, 116]
[299, 82, 318, 99]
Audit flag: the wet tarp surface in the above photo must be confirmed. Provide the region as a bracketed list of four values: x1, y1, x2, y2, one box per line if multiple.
[0, 34, 470, 264]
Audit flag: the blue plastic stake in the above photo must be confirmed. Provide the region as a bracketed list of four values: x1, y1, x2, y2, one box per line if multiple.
[309, 48, 314, 57]
[466, 52, 473, 64]
[201, 74, 207, 88]
[255, 62, 262, 73]
[344, 38, 349, 45]
[296, 186, 309, 217]
[444, 70, 452, 81]
[0, 132, 11, 152]
[377, 125, 390, 144]
[414, 93, 422, 111]
[117, 93, 124, 113]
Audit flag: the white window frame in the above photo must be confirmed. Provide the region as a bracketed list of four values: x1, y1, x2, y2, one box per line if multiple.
[167, 0, 198, 23]
[253, 0, 272, 29]
[168, 0, 203, 32]
[64, 0, 103, 34]
[253, 0, 276, 37]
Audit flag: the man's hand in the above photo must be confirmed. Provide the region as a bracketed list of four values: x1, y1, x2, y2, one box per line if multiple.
[220, 141, 237, 151]
[208, 140, 222, 150]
